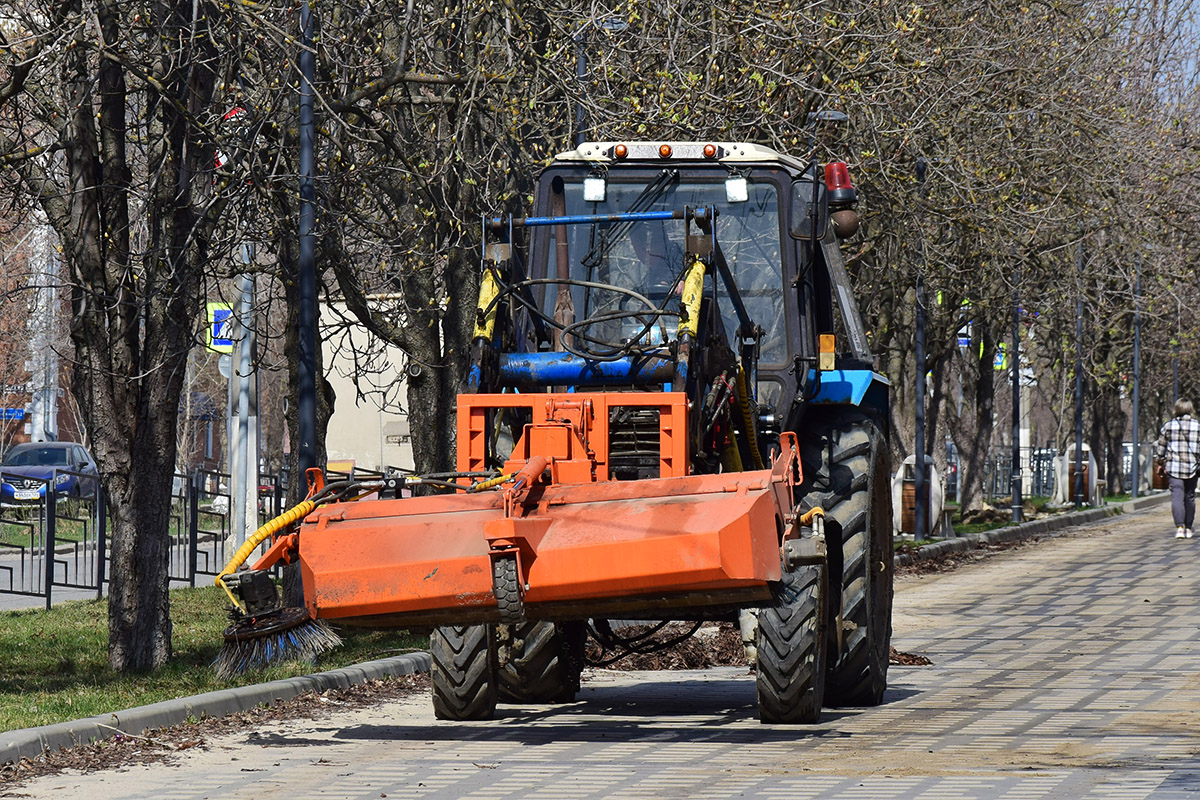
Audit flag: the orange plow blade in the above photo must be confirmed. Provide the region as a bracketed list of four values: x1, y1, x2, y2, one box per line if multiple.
[299, 469, 792, 627]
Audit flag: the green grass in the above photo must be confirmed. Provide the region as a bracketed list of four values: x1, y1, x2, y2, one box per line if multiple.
[893, 538, 938, 553]
[1106, 493, 1132, 503]
[952, 520, 1015, 535]
[0, 502, 101, 548]
[0, 586, 428, 732]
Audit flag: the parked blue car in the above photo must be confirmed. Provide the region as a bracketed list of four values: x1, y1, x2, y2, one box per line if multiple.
[0, 443, 100, 504]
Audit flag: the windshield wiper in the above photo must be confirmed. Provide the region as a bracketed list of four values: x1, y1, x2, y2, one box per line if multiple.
[580, 169, 679, 270]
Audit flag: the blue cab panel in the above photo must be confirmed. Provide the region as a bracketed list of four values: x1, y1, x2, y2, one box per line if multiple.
[808, 369, 889, 413]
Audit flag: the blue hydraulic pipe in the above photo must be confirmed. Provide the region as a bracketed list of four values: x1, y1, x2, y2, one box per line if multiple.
[497, 352, 675, 387]
[496, 210, 686, 229]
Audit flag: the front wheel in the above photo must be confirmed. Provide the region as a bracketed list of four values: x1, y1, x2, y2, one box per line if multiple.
[800, 412, 893, 707]
[756, 563, 827, 724]
[431, 624, 498, 720]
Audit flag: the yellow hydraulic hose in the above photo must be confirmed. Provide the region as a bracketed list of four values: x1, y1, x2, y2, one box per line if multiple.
[470, 472, 514, 492]
[799, 507, 825, 526]
[215, 499, 316, 610]
[735, 364, 765, 469]
[676, 256, 707, 339]
[473, 267, 502, 342]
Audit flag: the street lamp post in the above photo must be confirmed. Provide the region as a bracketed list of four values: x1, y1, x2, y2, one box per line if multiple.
[1173, 295, 1180, 403]
[1011, 262, 1022, 523]
[573, 18, 629, 147]
[1074, 239, 1085, 508]
[1131, 252, 1142, 499]
[914, 157, 928, 540]
[297, 0, 317, 482]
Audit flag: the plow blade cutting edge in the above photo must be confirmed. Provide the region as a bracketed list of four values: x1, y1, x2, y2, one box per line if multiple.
[298, 462, 798, 628]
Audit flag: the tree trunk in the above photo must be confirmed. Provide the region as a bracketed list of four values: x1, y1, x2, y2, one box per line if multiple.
[954, 327, 997, 513]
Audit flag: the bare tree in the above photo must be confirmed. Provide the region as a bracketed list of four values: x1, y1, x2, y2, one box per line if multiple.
[0, 0, 228, 670]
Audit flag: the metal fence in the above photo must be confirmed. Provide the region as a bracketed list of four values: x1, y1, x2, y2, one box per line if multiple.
[0, 468, 290, 609]
[0, 467, 108, 609]
[946, 447, 1059, 504]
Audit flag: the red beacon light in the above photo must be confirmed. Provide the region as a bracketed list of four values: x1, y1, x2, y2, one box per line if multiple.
[824, 161, 857, 207]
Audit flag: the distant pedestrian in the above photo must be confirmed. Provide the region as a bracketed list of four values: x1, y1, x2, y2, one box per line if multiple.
[1155, 399, 1200, 539]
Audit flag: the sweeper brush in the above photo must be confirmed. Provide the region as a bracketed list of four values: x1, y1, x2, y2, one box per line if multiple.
[211, 474, 361, 677]
[213, 606, 342, 679]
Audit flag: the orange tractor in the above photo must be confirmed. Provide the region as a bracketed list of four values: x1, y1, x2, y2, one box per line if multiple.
[218, 141, 892, 724]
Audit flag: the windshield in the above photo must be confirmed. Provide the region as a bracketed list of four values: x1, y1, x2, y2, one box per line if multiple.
[3, 447, 68, 467]
[536, 173, 787, 365]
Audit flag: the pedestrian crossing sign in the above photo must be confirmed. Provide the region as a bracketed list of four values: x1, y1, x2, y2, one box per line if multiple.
[207, 303, 234, 353]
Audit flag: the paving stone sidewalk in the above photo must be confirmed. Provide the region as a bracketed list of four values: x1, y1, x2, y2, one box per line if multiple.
[0, 492, 1173, 773]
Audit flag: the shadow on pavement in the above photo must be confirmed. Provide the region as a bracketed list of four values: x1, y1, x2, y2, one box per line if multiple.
[317, 674, 904, 746]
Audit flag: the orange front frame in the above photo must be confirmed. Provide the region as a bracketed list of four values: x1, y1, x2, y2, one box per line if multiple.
[457, 391, 690, 483]
[295, 392, 797, 627]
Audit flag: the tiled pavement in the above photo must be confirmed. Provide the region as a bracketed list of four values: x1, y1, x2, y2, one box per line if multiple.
[14, 508, 1200, 799]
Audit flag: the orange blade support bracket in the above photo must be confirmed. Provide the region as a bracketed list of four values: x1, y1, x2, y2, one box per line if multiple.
[771, 431, 803, 533]
[488, 454, 552, 589]
[250, 533, 300, 571]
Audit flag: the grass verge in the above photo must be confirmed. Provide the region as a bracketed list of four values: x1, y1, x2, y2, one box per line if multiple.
[0, 586, 428, 732]
[0, 503, 99, 548]
[893, 538, 938, 554]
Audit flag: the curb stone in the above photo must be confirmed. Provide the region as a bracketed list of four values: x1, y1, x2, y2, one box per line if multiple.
[893, 490, 1170, 567]
[0, 652, 430, 768]
[0, 491, 1173, 767]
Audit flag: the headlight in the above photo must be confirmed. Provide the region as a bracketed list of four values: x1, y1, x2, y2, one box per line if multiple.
[56, 474, 70, 485]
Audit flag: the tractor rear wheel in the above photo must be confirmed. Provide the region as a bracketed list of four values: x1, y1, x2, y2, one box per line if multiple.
[431, 624, 498, 720]
[799, 412, 893, 707]
[496, 620, 587, 703]
[755, 563, 826, 724]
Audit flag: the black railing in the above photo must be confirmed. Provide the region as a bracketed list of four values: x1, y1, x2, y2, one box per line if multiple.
[0, 468, 106, 610]
[0, 467, 288, 609]
[946, 448, 1060, 504]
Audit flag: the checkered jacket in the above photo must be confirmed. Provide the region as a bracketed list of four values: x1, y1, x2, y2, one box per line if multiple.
[1155, 415, 1200, 479]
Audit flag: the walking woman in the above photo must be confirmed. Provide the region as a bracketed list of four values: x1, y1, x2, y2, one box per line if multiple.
[1155, 399, 1200, 539]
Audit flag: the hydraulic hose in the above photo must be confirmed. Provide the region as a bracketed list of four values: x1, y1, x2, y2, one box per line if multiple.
[215, 499, 316, 609]
[736, 364, 765, 469]
[470, 472, 514, 492]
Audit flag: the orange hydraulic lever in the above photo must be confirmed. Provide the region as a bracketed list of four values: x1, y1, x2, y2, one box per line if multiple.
[502, 455, 549, 518]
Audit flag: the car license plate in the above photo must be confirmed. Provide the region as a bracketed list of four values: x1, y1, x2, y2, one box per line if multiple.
[13, 489, 39, 501]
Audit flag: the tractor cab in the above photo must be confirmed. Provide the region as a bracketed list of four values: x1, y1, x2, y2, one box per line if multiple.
[472, 141, 864, 477]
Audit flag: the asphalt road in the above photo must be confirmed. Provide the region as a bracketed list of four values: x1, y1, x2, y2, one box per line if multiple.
[12, 507, 1200, 799]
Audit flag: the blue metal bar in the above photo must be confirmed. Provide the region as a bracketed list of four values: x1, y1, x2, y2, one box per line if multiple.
[44, 484, 54, 610]
[498, 352, 674, 386]
[501, 209, 685, 228]
[96, 483, 106, 599]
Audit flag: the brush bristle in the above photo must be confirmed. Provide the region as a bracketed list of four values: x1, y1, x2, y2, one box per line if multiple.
[212, 619, 342, 679]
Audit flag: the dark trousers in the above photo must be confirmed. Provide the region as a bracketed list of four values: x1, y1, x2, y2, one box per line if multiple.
[1169, 475, 1197, 528]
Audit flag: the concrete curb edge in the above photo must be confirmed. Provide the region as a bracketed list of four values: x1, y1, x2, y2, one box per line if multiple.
[0, 651, 430, 767]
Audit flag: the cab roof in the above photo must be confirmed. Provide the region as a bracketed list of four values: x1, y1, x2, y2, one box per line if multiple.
[554, 141, 808, 172]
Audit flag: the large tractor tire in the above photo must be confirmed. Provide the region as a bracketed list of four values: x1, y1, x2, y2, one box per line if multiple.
[431, 624, 498, 720]
[799, 411, 893, 707]
[496, 620, 587, 704]
[755, 563, 827, 724]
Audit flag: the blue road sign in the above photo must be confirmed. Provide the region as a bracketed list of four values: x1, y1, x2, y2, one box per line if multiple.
[207, 303, 234, 353]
